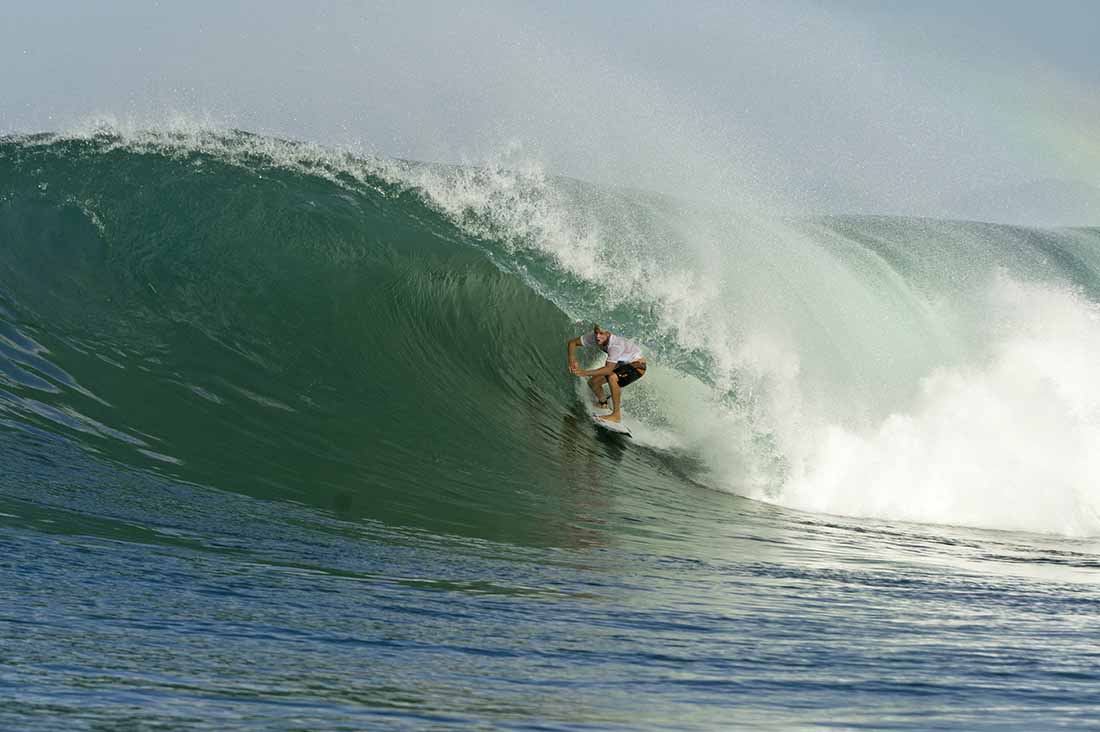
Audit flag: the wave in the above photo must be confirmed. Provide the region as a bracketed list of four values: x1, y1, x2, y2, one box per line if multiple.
[3, 128, 1100, 537]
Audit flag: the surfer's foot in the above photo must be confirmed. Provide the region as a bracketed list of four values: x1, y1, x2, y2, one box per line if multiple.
[598, 412, 622, 423]
[593, 399, 610, 410]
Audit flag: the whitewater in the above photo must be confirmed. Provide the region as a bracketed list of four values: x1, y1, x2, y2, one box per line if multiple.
[3, 128, 1100, 730]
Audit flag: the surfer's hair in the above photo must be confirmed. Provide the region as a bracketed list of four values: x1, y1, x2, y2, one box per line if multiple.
[592, 323, 602, 334]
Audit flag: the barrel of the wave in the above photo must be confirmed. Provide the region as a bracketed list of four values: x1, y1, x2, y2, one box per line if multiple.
[0, 132, 596, 544]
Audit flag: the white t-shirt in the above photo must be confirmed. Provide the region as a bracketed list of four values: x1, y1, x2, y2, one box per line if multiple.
[581, 332, 644, 363]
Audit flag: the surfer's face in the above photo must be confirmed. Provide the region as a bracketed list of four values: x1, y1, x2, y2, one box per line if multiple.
[595, 330, 610, 347]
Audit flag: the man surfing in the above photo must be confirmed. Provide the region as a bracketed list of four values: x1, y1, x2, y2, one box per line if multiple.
[567, 324, 647, 424]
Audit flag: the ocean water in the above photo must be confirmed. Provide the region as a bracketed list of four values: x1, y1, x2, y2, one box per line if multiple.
[3, 129, 1100, 730]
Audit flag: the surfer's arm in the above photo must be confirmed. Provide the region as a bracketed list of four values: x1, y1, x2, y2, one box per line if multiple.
[567, 336, 583, 373]
[574, 360, 617, 378]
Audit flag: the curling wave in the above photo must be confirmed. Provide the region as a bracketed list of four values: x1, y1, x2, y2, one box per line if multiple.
[3, 128, 1100, 537]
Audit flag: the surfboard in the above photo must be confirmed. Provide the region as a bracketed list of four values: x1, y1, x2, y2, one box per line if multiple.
[590, 412, 632, 437]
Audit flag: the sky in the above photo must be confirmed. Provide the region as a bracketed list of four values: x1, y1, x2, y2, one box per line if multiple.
[3, 0, 1099, 219]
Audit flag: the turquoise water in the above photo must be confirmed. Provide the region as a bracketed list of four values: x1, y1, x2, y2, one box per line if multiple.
[3, 131, 1100, 730]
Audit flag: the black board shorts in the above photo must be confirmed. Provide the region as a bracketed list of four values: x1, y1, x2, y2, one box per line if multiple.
[612, 360, 646, 389]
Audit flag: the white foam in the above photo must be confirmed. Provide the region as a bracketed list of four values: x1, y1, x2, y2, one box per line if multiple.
[766, 276, 1100, 536]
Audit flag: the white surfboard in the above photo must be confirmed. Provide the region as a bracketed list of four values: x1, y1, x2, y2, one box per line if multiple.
[590, 412, 632, 437]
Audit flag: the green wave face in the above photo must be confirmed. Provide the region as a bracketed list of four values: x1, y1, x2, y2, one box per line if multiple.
[0, 133, 655, 544]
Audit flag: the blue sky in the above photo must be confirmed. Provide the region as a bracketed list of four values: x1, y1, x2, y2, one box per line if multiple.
[3, 1, 1098, 217]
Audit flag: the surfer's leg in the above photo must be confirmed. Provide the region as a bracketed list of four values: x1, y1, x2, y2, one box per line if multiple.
[604, 373, 622, 422]
[587, 375, 608, 406]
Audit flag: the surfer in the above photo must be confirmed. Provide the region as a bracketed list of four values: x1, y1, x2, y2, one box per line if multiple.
[567, 324, 647, 423]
